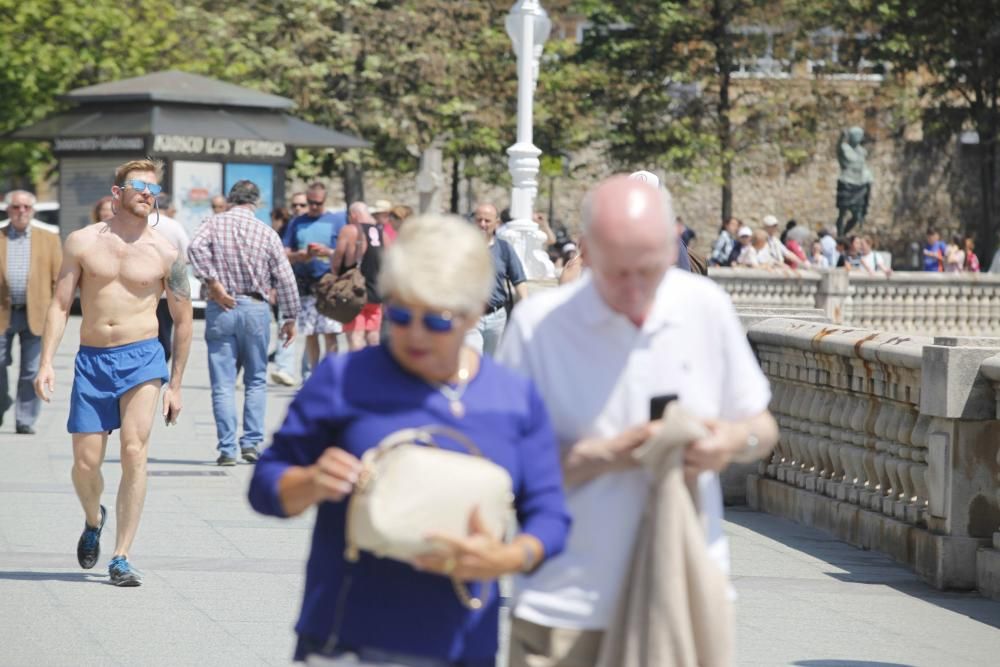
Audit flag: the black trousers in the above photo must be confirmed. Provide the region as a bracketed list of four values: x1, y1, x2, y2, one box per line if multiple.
[156, 298, 172, 363]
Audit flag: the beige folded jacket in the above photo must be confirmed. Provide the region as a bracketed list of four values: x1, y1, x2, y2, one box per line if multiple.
[597, 404, 734, 667]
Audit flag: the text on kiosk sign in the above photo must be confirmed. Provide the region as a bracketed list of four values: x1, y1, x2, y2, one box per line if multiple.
[152, 135, 286, 158]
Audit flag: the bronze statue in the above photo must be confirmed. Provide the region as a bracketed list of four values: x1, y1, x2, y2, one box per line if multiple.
[835, 126, 872, 237]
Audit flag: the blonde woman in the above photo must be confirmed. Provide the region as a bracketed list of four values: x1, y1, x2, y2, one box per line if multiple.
[249, 214, 570, 666]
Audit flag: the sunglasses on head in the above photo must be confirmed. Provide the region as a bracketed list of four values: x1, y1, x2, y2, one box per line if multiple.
[119, 179, 162, 196]
[386, 304, 457, 333]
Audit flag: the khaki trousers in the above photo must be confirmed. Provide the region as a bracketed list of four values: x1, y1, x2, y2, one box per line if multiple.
[508, 617, 604, 667]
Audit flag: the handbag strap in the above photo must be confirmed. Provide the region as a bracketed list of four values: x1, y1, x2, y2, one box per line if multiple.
[365, 425, 483, 463]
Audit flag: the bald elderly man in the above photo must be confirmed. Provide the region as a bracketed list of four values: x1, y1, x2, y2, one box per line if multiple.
[497, 175, 779, 666]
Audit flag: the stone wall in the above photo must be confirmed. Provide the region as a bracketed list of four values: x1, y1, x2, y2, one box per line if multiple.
[746, 317, 1000, 598]
[710, 267, 1000, 337]
[296, 77, 984, 263]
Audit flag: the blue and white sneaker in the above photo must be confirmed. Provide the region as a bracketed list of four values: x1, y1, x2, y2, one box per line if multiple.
[108, 556, 142, 587]
[76, 505, 107, 569]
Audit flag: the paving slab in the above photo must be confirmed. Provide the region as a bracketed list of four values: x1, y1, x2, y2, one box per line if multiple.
[1, 317, 997, 666]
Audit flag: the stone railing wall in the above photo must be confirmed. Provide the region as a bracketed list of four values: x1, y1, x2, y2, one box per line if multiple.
[746, 318, 1000, 597]
[710, 268, 1000, 336]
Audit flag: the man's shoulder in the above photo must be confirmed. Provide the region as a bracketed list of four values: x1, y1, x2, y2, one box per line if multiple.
[29, 219, 60, 236]
[662, 267, 732, 310]
[28, 220, 61, 240]
[509, 277, 589, 333]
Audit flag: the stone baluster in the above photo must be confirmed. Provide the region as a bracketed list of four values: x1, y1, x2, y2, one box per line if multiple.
[785, 385, 808, 482]
[849, 394, 873, 504]
[933, 285, 948, 334]
[869, 400, 894, 510]
[955, 284, 970, 336]
[901, 284, 916, 332]
[908, 446, 930, 526]
[830, 391, 853, 497]
[894, 443, 917, 522]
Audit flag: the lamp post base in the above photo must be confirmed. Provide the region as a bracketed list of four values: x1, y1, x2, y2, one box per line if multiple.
[498, 222, 555, 280]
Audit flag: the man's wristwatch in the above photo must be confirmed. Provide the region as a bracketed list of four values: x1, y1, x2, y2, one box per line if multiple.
[736, 432, 761, 463]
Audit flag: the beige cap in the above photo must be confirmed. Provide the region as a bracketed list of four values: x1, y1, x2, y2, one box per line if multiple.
[763, 214, 779, 227]
[371, 199, 392, 214]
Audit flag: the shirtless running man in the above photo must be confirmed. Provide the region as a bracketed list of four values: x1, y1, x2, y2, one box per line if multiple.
[34, 158, 193, 587]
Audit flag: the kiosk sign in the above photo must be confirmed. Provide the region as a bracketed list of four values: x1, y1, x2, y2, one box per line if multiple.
[152, 135, 286, 158]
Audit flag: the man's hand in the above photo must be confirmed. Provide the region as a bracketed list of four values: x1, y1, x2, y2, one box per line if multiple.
[311, 447, 363, 502]
[307, 242, 332, 258]
[684, 418, 744, 477]
[206, 280, 236, 310]
[280, 320, 297, 347]
[563, 422, 657, 487]
[289, 249, 310, 263]
[162, 385, 182, 425]
[34, 364, 55, 401]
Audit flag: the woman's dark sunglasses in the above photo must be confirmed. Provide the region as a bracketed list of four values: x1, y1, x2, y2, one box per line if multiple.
[385, 305, 456, 333]
[119, 179, 162, 196]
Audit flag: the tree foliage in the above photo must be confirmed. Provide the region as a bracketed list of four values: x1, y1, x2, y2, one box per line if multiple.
[0, 0, 180, 185]
[863, 0, 1000, 258]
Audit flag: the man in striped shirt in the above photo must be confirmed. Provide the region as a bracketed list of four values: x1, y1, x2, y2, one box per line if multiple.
[188, 180, 300, 466]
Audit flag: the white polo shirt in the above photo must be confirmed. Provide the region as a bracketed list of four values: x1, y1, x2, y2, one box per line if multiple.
[496, 268, 771, 631]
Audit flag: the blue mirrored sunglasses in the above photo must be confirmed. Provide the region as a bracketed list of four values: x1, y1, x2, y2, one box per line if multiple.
[386, 304, 455, 333]
[120, 179, 162, 196]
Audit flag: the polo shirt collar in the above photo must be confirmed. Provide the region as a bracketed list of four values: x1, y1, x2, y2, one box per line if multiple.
[577, 268, 681, 333]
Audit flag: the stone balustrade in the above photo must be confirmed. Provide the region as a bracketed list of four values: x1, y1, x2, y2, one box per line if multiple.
[710, 267, 1000, 336]
[745, 318, 1000, 597]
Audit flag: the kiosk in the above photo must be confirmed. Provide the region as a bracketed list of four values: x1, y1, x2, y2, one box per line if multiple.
[8, 70, 368, 239]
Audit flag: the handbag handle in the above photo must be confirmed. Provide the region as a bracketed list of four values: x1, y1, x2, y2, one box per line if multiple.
[357, 425, 492, 611]
[363, 425, 484, 464]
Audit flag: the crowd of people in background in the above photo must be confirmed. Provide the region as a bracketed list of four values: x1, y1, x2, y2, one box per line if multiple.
[708, 215, 992, 275]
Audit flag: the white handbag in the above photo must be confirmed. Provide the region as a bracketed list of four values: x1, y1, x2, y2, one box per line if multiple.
[344, 426, 514, 609]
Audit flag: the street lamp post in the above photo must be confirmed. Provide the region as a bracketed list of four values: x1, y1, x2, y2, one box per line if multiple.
[499, 0, 555, 280]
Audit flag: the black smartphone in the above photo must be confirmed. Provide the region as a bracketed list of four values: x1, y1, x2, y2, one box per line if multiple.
[649, 394, 679, 420]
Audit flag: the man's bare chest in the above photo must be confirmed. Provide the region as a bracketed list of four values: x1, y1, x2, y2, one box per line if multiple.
[81, 240, 164, 289]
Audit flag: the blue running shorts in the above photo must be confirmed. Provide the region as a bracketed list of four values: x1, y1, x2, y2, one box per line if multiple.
[67, 338, 170, 434]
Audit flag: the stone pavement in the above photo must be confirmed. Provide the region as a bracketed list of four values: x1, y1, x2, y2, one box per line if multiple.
[1, 318, 998, 666]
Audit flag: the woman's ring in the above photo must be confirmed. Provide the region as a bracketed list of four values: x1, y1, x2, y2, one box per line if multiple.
[443, 556, 456, 574]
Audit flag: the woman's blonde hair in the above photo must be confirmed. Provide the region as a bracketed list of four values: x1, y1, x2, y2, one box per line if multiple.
[379, 214, 493, 314]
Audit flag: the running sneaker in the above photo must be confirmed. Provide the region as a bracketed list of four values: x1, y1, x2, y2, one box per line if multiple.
[241, 447, 261, 464]
[77, 505, 107, 569]
[108, 556, 142, 587]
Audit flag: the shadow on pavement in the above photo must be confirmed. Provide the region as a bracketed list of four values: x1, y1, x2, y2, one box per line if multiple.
[728, 508, 1000, 631]
[0, 570, 104, 583]
[794, 661, 915, 667]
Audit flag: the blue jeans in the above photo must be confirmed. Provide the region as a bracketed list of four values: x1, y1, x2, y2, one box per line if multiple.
[0, 308, 41, 428]
[272, 321, 296, 376]
[205, 298, 271, 456]
[464, 308, 507, 356]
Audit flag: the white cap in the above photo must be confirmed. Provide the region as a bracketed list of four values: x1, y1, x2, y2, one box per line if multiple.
[763, 214, 779, 227]
[738, 226, 753, 237]
[628, 170, 660, 189]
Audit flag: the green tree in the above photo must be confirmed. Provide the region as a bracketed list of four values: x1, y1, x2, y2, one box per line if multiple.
[863, 0, 1000, 261]
[0, 0, 180, 187]
[572, 1, 865, 223]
